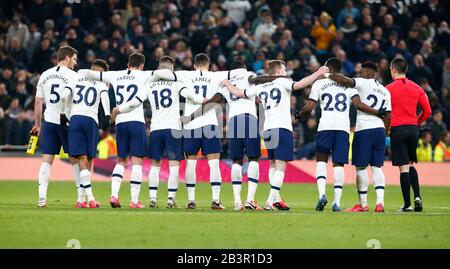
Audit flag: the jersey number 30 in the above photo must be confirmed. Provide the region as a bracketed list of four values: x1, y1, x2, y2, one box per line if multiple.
[73, 85, 98, 106]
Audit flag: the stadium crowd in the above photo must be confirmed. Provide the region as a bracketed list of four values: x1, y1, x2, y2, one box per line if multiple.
[0, 0, 449, 161]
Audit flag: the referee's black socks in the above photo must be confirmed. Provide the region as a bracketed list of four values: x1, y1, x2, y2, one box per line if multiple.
[409, 166, 421, 199]
[400, 172, 411, 207]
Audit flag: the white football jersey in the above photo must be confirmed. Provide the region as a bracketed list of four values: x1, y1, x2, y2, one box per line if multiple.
[245, 77, 295, 132]
[99, 69, 152, 125]
[353, 78, 391, 132]
[66, 71, 109, 124]
[36, 65, 78, 124]
[218, 71, 257, 119]
[309, 78, 359, 133]
[146, 80, 188, 131]
[177, 69, 246, 130]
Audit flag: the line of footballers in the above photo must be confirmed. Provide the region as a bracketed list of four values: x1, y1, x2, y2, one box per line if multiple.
[32, 45, 390, 212]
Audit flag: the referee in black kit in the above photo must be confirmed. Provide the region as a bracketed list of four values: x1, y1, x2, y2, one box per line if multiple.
[386, 58, 432, 212]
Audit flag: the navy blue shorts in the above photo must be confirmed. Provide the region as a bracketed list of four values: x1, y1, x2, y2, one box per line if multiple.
[263, 128, 293, 161]
[116, 121, 147, 159]
[183, 125, 222, 155]
[41, 121, 69, 155]
[315, 130, 350, 164]
[149, 129, 184, 161]
[68, 115, 99, 158]
[228, 114, 261, 159]
[352, 128, 386, 167]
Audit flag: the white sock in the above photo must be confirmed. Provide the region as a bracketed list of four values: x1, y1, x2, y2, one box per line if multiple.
[73, 164, 84, 203]
[168, 166, 179, 200]
[111, 164, 124, 198]
[268, 166, 275, 201]
[209, 159, 222, 201]
[231, 163, 243, 204]
[38, 162, 51, 199]
[356, 168, 369, 207]
[316, 161, 327, 199]
[267, 170, 284, 204]
[130, 165, 142, 203]
[246, 161, 259, 202]
[80, 169, 95, 201]
[333, 166, 344, 207]
[148, 166, 160, 201]
[186, 159, 197, 202]
[372, 166, 385, 205]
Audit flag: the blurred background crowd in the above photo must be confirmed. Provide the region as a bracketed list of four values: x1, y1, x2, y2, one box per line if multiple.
[0, 0, 449, 161]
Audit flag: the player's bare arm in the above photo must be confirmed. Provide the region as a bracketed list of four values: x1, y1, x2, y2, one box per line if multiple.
[292, 66, 329, 90]
[249, 75, 288, 85]
[222, 79, 246, 98]
[181, 92, 223, 124]
[299, 99, 317, 118]
[351, 95, 385, 118]
[327, 73, 356, 88]
[30, 97, 43, 136]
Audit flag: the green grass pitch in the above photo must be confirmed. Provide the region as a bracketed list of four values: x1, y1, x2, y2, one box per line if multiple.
[1, 181, 450, 249]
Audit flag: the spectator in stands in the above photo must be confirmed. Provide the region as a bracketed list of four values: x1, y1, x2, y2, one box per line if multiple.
[5, 110, 31, 146]
[434, 131, 450, 162]
[430, 109, 447, 147]
[408, 54, 433, 84]
[0, 83, 11, 110]
[0, 108, 6, 145]
[417, 132, 433, 162]
[311, 12, 336, 63]
[5, 98, 20, 120]
[336, 0, 361, 28]
[254, 11, 276, 48]
[443, 58, 450, 89]
[336, 49, 354, 76]
[6, 15, 29, 50]
[222, 0, 251, 26]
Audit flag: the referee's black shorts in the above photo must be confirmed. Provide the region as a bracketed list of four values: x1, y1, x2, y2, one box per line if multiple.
[390, 125, 419, 166]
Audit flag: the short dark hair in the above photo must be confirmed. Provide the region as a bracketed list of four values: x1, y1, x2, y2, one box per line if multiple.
[57, 45, 78, 62]
[194, 53, 210, 67]
[230, 61, 246, 70]
[267, 60, 285, 75]
[91, 59, 109, 71]
[390, 57, 408, 73]
[325, 57, 342, 73]
[128, 52, 145, 67]
[361, 61, 378, 72]
[159, 55, 175, 66]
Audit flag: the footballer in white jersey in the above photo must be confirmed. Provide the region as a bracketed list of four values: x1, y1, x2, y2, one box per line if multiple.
[116, 56, 206, 208]
[327, 62, 391, 213]
[299, 58, 385, 212]
[224, 60, 329, 211]
[31, 46, 82, 208]
[150, 53, 247, 210]
[61, 59, 111, 208]
[182, 61, 277, 211]
[79, 52, 164, 209]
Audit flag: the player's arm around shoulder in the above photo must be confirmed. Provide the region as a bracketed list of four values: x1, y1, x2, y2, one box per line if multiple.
[327, 73, 356, 88]
[298, 80, 319, 118]
[292, 65, 329, 90]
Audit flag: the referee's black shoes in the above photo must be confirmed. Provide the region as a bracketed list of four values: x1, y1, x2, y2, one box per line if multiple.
[414, 198, 423, 212]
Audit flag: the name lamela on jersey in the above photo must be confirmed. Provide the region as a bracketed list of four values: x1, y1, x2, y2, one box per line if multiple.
[191, 76, 211, 84]
[40, 74, 69, 85]
[149, 80, 174, 87]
